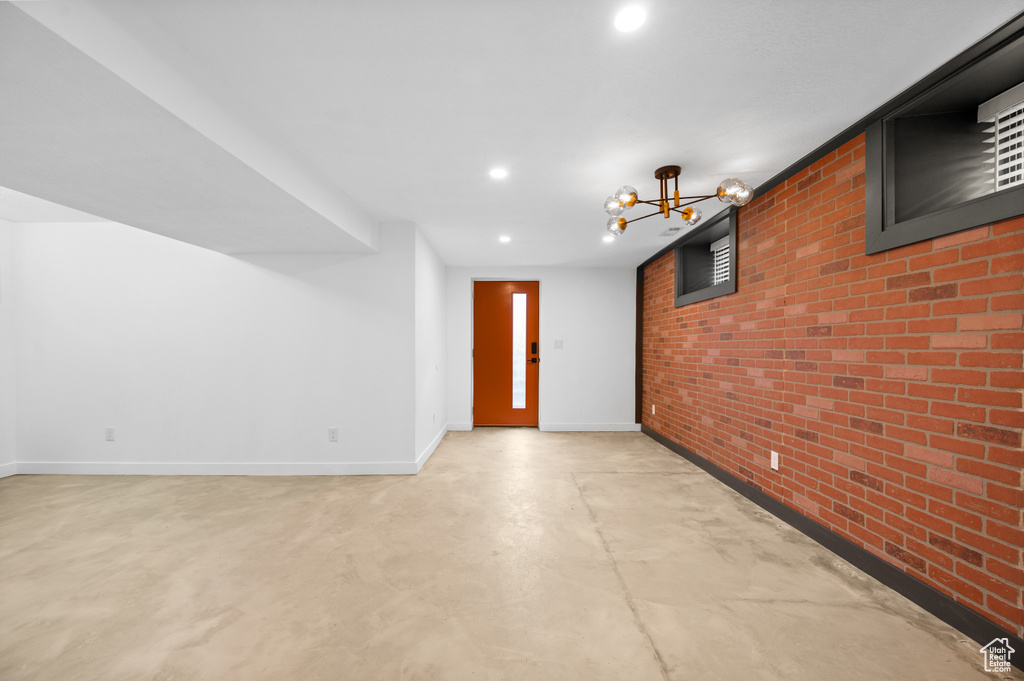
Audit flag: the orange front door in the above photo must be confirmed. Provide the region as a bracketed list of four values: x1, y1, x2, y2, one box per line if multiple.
[473, 281, 539, 426]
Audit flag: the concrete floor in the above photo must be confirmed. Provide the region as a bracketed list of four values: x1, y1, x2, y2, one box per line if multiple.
[0, 429, 1019, 680]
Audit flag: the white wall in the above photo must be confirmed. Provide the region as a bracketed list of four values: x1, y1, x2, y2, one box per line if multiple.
[0, 221, 17, 476]
[446, 267, 637, 431]
[413, 229, 447, 467]
[12, 221, 421, 474]
[4, 222, 633, 475]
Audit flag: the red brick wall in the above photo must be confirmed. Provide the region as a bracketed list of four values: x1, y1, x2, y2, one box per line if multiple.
[642, 134, 1024, 636]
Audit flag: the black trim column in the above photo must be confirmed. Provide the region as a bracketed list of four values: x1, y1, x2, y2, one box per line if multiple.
[635, 266, 644, 425]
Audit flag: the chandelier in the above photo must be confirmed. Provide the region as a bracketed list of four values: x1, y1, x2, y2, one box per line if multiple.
[604, 165, 754, 236]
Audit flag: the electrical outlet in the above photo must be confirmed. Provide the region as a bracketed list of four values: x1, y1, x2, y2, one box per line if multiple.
[770, 450, 780, 471]
[432, 412, 436, 424]
[105, 427, 115, 442]
[328, 428, 339, 443]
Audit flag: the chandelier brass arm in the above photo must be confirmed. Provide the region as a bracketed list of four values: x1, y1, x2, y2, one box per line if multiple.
[619, 195, 717, 225]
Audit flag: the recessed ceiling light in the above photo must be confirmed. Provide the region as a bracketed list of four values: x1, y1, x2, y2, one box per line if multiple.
[614, 5, 646, 32]
[499, 235, 511, 243]
[489, 168, 508, 179]
[603, 235, 615, 243]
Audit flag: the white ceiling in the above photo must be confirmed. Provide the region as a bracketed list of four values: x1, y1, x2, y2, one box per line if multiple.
[0, 186, 104, 224]
[0, 2, 377, 253]
[5, 0, 1024, 265]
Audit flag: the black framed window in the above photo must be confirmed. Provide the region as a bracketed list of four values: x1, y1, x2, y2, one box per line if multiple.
[674, 208, 736, 307]
[865, 24, 1024, 254]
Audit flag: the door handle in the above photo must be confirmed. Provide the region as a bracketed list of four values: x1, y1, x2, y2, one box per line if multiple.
[530, 358, 539, 364]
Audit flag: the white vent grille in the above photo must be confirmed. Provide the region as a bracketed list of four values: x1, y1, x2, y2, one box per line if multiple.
[980, 83, 1024, 193]
[995, 101, 1024, 191]
[710, 235, 730, 285]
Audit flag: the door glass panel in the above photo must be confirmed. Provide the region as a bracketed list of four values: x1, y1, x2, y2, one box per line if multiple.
[511, 292, 526, 409]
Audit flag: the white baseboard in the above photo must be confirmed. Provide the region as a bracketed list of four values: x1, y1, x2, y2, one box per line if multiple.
[445, 423, 639, 432]
[539, 423, 642, 432]
[11, 433, 455, 477]
[15, 460, 421, 476]
[414, 426, 448, 472]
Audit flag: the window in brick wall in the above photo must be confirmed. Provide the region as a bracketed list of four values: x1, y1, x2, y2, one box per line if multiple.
[865, 23, 1024, 254]
[673, 209, 736, 307]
